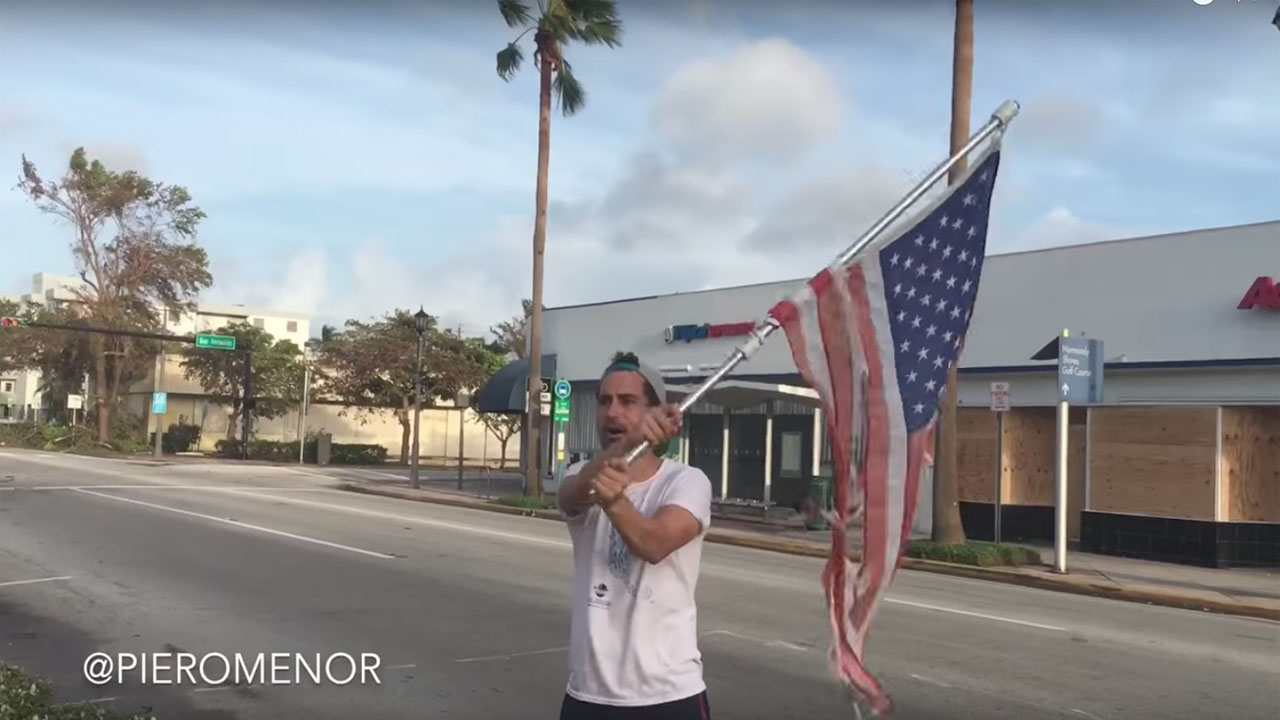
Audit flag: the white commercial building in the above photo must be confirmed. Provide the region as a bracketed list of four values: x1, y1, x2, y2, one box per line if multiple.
[481, 220, 1280, 568]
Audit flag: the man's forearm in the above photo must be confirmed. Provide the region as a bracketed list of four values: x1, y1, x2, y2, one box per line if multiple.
[602, 497, 664, 564]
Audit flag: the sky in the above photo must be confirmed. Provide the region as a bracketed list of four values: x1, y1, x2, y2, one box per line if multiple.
[1, 0, 1277, 339]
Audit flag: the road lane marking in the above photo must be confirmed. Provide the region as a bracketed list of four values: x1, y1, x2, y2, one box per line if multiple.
[1071, 710, 1105, 720]
[52, 696, 117, 706]
[6, 485, 334, 492]
[884, 598, 1065, 631]
[702, 629, 810, 652]
[0, 575, 73, 588]
[455, 646, 568, 663]
[192, 686, 235, 693]
[384, 663, 417, 670]
[908, 673, 951, 688]
[72, 488, 397, 560]
[60, 481, 1071, 634]
[209, 488, 574, 549]
[191, 488, 1076, 633]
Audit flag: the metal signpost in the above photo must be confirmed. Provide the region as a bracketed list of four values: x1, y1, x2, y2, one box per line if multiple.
[553, 379, 571, 487]
[989, 382, 1010, 542]
[1053, 331, 1104, 573]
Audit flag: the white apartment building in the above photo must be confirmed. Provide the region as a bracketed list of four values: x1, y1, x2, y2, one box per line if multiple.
[0, 272, 311, 423]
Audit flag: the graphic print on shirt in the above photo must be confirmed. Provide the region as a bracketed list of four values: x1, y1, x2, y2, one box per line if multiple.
[606, 523, 633, 581]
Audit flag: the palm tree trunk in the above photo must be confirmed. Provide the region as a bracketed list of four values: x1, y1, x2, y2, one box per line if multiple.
[932, 0, 973, 545]
[523, 40, 553, 499]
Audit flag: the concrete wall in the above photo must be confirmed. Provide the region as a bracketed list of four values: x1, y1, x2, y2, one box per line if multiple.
[127, 393, 521, 467]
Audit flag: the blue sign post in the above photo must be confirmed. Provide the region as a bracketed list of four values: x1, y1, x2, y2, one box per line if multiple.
[1052, 331, 1105, 577]
[1057, 336, 1105, 404]
[553, 379, 572, 489]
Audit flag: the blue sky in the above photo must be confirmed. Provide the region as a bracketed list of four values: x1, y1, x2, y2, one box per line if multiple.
[2, 0, 1277, 336]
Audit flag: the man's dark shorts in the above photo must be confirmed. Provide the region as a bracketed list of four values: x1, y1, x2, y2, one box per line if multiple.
[559, 691, 710, 720]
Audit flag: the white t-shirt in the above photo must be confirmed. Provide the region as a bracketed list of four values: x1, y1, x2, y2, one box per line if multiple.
[558, 458, 714, 706]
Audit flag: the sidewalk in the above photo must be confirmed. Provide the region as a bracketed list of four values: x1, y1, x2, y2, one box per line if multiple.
[330, 471, 1279, 621]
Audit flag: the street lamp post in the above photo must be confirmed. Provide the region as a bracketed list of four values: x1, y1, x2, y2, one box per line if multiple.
[297, 347, 312, 465]
[411, 307, 429, 490]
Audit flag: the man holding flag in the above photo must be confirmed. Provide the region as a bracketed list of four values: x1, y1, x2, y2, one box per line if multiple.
[768, 139, 1003, 715]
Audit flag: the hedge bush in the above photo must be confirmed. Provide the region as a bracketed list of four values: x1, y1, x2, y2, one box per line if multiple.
[159, 421, 201, 454]
[495, 495, 557, 510]
[904, 540, 1043, 567]
[214, 438, 388, 465]
[0, 663, 154, 720]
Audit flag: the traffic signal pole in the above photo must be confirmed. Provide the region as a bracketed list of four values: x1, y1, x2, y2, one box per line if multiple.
[2, 318, 253, 458]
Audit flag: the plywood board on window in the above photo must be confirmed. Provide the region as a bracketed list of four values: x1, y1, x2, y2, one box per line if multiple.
[1089, 407, 1216, 519]
[956, 408, 998, 502]
[1069, 424, 1086, 540]
[1002, 409, 1056, 505]
[1221, 406, 1280, 522]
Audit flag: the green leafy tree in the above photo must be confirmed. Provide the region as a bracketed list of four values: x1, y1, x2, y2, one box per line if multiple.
[495, 0, 623, 496]
[0, 299, 113, 427]
[180, 323, 304, 441]
[16, 147, 212, 442]
[489, 298, 540, 358]
[478, 413, 522, 469]
[318, 310, 494, 464]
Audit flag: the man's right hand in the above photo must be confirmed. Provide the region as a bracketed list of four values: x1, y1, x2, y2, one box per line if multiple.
[625, 403, 682, 452]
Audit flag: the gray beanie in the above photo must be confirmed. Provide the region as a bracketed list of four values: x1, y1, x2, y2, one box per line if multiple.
[601, 353, 667, 403]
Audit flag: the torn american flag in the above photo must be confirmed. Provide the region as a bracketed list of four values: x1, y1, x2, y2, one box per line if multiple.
[768, 141, 1003, 716]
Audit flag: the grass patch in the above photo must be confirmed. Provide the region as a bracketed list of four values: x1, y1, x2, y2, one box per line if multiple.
[0, 662, 155, 719]
[904, 540, 1043, 567]
[493, 494, 557, 510]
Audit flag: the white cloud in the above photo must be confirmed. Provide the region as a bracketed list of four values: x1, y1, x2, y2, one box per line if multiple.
[1010, 207, 1116, 252]
[745, 165, 913, 253]
[650, 38, 845, 167]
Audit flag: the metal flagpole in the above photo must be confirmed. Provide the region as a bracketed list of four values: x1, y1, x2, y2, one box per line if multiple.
[624, 99, 1022, 464]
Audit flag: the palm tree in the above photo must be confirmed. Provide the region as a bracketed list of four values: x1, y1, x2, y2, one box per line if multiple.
[494, 0, 622, 498]
[932, 0, 973, 545]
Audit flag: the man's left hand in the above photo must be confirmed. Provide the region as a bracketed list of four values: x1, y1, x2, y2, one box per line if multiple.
[592, 458, 631, 508]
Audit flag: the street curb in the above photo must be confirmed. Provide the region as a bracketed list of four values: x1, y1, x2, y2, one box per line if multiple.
[337, 483, 1280, 623]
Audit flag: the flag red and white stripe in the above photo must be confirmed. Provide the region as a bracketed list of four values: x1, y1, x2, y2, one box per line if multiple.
[768, 144, 1002, 715]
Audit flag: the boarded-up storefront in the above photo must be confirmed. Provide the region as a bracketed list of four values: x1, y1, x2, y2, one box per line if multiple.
[956, 403, 1279, 567]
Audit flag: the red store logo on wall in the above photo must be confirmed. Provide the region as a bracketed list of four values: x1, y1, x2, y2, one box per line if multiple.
[1237, 276, 1280, 310]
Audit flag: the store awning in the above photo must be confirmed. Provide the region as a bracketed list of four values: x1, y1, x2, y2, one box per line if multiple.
[473, 354, 557, 415]
[665, 379, 820, 410]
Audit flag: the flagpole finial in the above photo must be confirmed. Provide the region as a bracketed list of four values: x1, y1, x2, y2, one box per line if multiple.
[993, 99, 1020, 126]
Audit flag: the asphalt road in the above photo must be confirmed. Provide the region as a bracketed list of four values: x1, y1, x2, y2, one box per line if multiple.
[1, 450, 1277, 720]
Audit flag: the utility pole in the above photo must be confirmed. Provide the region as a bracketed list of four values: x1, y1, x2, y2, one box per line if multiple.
[297, 348, 311, 464]
[153, 307, 169, 458]
[241, 350, 253, 461]
[152, 349, 166, 457]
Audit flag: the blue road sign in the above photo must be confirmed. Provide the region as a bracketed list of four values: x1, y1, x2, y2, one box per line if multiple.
[1057, 337, 1104, 404]
[554, 378, 572, 400]
[151, 392, 168, 414]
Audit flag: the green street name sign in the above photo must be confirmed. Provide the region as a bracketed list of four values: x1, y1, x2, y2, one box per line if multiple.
[553, 397, 570, 422]
[195, 333, 236, 350]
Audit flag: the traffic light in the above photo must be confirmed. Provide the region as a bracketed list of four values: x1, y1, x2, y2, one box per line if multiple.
[0, 317, 29, 328]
